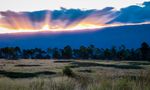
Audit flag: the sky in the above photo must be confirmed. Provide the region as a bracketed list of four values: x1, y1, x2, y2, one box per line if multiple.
[0, 0, 149, 34]
[0, 0, 149, 11]
[0, 0, 149, 48]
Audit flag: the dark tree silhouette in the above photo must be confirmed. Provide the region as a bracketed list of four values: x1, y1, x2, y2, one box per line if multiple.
[104, 48, 111, 60]
[110, 46, 117, 60]
[117, 45, 127, 60]
[52, 48, 61, 59]
[0, 47, 21, 60]
[87, 45, 95, 59]
[93, 48, 101, 59]
[22, 49, 34, 59]
[79, 46, 89, 59]
[47, 48, 52, 58]
[62, 45, 72, 59]
[0, 42, 150, 61]
[73, 49, 80, 59]
[140, 42, 150, 60]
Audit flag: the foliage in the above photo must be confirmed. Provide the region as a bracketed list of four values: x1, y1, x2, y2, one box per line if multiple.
[62, 66, 74, 77]
[0, 42, 150, 60]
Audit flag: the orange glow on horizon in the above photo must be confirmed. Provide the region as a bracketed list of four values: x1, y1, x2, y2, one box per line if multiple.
[0, 23, 105, 34]
[0, 11, 150, 34]
[42, 24, 50, 30]
[0, 22, 150, 34]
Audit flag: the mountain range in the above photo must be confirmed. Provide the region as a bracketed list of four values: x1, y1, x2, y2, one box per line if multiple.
[0, 24, 150, 49]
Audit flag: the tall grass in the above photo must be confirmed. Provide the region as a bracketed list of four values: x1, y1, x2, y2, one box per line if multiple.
[0, 70, 149, 90]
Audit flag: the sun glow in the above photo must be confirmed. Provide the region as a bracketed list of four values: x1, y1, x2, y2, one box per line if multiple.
[0, 10, 150, 34]
[0, 22, 150, 34]
[42, 24, 50, 30]
[68, 23, 104, 30]
[0, 24, 104, 34]
[0, 10, 116, 34]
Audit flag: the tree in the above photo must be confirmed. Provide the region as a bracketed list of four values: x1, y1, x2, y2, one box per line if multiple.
[0, 42, 149, 60]
[87, 45, 95, 59]
[79, 46, 89, 59]
[52, 48, 61, 59]
[140, 42, 150, 60]
[0, 47, 13, 59]
[93, 48, 101, 59]
[12, 47, 21, 59]
[73, 49, 80, 59]
[0, 47, 21, 60]
[104, 48, 111, 60]
[47, 48, 52, 58]
[22, 49, 34, 59]
[62, 45, 72, 59]
[110, 46, 117, 60]
[117, 45, 127, 60]
[33, 48, 47, 59]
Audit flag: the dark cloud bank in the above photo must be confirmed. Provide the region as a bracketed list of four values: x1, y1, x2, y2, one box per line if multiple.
[0, 1, 150, 25]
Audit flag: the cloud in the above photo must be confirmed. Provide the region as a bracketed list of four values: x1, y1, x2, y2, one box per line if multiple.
[0, 7, 117, 30]
[109, 1, 150, 23]
[0, 11, 33, 29]
[0, 1, 149, 30]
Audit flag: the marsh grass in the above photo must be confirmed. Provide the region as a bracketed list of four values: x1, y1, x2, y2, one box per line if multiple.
[0, 60, 149, 90]
[0, 70, 149, 90]
[70, 61, 143, 69]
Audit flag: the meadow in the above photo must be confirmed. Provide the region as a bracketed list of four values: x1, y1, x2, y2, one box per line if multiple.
[0, 59, 150, 90]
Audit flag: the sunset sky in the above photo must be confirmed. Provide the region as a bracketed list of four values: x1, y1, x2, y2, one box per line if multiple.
[0, 0, 149, 34]
[0, 0, 149, 48]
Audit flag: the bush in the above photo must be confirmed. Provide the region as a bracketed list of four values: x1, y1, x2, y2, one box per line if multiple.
[62, 66, 74, 77]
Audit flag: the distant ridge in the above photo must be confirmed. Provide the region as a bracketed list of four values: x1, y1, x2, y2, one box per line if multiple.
[0, 24, 150, 49]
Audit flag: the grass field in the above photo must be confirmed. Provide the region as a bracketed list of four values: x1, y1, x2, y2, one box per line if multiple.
[0, 59, 150, 90]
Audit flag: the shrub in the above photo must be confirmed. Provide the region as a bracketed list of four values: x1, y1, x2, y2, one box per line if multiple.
[62, 66, 74, 77]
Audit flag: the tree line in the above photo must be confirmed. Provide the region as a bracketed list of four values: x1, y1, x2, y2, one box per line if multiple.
[0, 42, 150, 61]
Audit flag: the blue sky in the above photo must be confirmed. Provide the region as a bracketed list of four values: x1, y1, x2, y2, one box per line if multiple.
[0, 0, 149, 11]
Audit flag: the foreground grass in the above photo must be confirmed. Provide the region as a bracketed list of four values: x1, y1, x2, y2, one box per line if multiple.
[0, 70, 149, 90]
[0, 60, 149, 90]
